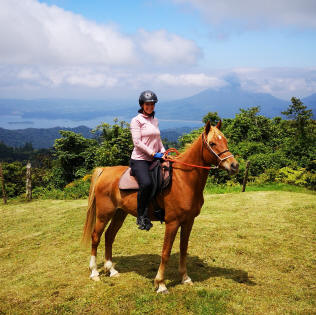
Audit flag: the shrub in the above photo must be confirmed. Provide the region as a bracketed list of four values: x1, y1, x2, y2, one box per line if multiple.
[33, 176, 91, 199]
[276, 167, 316, 189]
[63, 178, 90, 199]
[254, 168, 279, 184]
[233, 141, 270, 159]
[248, 151, 290, 177]
[32, 187, 65, 199]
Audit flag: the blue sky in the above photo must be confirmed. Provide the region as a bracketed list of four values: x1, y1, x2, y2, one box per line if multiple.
[0, 0, 315, 101]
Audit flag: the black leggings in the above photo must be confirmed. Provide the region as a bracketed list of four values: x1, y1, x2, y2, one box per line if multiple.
[130, 159, 153, 216]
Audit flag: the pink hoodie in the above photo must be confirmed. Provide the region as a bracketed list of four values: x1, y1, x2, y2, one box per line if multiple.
[130, 113, 165, 161]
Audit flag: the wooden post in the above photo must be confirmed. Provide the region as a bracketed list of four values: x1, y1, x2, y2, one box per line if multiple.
[26, 161, 32, 201]
[242, 161, 250, 192]
[0, 163, 7, 204]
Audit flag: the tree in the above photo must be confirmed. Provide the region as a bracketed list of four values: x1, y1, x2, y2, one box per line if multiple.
[202, 112, 221, 125]
[53, 131, 98, 185]
[93, 120, 133, 167]
[281, 98, 315, 166]
[281, 97, 313, 138]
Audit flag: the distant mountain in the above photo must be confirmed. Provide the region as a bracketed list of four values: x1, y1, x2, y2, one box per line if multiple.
[159, 86, 292, 120]
[0, 126, 93, 149]
[0, 86, 315, 131]
[160, 127, 194, 143]
[0, 126, 193, 149]
[302, 93, 316, 114]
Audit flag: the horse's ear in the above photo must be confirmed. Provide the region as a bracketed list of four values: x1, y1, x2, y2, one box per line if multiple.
[216, 120, 222, 130]
[205, 120, 211, 135]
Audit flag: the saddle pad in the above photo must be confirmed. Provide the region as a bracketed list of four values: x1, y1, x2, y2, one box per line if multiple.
[119, 161, 172, 190]
[119, 168, 139, 190]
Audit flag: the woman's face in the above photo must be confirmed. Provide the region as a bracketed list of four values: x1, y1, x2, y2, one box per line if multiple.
[142, 102, 155, 115]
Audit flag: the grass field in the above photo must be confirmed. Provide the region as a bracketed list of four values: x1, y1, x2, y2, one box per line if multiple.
[0, 191, 315, 314]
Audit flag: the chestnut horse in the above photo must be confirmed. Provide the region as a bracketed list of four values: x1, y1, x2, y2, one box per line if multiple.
[82, 121, 239, 293]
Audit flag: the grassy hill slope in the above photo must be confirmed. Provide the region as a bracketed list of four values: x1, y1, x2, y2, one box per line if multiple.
[0, 191, 315, 314]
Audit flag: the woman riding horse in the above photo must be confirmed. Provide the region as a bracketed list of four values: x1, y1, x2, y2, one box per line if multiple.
[130, 90, 165, 231]
[83, 107, 239, 293]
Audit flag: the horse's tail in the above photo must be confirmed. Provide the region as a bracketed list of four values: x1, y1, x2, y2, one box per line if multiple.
[82, 167, 104, 246]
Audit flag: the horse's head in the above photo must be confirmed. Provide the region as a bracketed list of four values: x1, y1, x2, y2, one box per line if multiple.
[203, 120, 239, 175]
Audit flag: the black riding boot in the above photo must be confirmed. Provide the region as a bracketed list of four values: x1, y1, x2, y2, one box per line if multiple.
[137, 208, 153, 231]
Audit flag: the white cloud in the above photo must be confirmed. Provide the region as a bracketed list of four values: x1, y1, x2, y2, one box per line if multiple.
[0, 0, 314, 101]
[232, 67, 316, 99]
[157, 73, 227, 88]
[0, 0, 202, 68]
[172, 0, 316, 28]
[17, 69, 40, 80]
[0, 0, 137, 66]
[1, 65, 315, 100]
[138, 29, 201, 65]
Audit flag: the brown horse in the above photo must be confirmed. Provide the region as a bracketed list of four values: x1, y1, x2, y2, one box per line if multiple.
[82, 120, 239, 293]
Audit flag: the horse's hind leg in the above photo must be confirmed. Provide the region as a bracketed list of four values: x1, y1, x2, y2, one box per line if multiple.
[104, 208, 127, 277]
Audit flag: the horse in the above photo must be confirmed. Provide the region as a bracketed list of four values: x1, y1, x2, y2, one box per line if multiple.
[82, 120, 239, 293]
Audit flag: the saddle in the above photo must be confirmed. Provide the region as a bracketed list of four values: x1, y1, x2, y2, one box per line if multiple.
[119, 160, 172, 191]
[119, 160, 172, 223]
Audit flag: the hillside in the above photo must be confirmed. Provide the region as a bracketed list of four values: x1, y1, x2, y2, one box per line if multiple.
[0, 126, 193, 148]
[0, 126, 93, 149]
[0, 191, 315, 314]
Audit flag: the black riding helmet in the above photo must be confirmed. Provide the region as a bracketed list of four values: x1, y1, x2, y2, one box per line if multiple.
[139, 90, 158, 106]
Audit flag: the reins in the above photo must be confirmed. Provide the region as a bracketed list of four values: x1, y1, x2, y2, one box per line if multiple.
[163, 148, 215, 170]
[163, 134, 234, 170]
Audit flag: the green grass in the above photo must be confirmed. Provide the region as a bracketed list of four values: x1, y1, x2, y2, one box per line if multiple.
[0, 191, 315, 314]
[205, 182, 315, 194]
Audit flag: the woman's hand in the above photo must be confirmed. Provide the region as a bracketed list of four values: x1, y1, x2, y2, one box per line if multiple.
[153, 152, 164, 159]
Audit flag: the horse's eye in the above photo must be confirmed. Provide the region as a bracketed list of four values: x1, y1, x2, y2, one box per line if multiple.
[209, 142, 216, 147]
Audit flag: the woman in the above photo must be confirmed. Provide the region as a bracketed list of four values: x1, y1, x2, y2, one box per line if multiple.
[130, 90, 165, 231]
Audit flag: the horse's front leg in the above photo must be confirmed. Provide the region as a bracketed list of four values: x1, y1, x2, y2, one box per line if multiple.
[154, 220, 179, 293]
[179, 219, 194, 285]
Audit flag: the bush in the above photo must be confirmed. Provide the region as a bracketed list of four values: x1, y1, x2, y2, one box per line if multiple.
[248, 151, 290, 176]
[64, 178, 90, 199]
[276, 167, 316, 189]
[232, 141, 270, 159]
[32, 187, 66, 199]
[254, 168, 279, 184]
[33, 176, 91, 199]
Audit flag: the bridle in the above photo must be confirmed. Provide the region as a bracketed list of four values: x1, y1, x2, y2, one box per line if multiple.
[163, 133, 234, 170]
[201, 133, 234, 168]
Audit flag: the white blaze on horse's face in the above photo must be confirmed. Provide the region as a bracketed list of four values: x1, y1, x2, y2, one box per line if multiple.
[207, 127, 239, 175]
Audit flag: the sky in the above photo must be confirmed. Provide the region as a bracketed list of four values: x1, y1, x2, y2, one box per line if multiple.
[0, 0, 316, 102]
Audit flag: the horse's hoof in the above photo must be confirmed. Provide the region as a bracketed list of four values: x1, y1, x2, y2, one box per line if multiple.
[109, 270, 119, 277]
[157, 287, 169, 294]
[156, 283, 168, 294]
[182, 276, 193, 285]
[91, 276, 100, 282]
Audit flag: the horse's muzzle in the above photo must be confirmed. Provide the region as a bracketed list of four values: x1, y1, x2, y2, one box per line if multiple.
[228, 161, 239, 175]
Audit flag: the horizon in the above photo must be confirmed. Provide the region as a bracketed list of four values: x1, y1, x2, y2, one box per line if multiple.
[2, 85, 315, 130]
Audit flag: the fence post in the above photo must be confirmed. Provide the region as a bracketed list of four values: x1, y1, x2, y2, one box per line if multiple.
[0, 162, 7, 204]
[26, 161, 32, 201]
[242, 161, 250, 192]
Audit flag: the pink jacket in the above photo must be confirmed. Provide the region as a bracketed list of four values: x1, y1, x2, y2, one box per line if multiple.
[130, 113, 165, 161]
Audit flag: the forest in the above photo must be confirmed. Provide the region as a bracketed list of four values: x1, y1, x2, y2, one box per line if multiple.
[0, 97, 315, 199]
